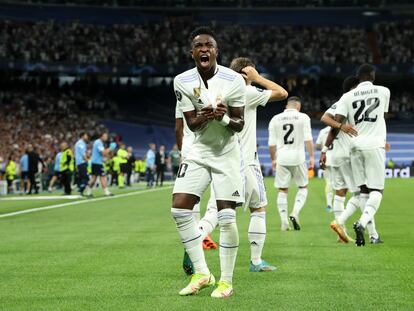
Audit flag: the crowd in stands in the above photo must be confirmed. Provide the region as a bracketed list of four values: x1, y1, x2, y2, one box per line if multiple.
[0, 90, 110, 166]
[1, 18, 413, 66]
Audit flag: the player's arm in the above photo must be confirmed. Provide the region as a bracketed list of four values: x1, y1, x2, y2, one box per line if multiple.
[319, 113, 346, 169]
[304, 117, 314, 169]
[305, 140, 314, 169]
[241, 66, 288, 102]
[175, 118, 183, 151]
[321, 111, 357, 136]
[268, 119, 277, 171]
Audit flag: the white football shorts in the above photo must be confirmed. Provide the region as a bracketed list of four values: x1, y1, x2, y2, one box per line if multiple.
[350, 148, 385, 190]
[274, 162, 308, 189]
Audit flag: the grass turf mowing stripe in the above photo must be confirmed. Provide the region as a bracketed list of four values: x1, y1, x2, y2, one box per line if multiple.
[0, 186, 172, 219]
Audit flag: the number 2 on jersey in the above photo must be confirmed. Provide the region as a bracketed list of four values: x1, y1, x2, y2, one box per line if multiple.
[283, 123, 294, 144]
[352, 97, 380, 124]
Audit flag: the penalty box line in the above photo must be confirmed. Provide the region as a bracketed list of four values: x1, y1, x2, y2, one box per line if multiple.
[0, 186, 172, 219]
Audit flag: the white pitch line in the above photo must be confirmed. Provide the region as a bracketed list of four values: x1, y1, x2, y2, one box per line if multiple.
[0, 186, 172, 219]
[0, 195, 83, 201]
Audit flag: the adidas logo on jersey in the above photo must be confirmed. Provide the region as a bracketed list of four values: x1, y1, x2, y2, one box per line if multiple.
[232, 190, 240, 197]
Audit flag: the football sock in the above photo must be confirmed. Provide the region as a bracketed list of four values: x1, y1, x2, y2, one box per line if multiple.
[277, 192, 289, 225]
[218, 208, 239, 283]
[338, 195, 359, 226]
[118, 175, 124, 187]
[171, 208, 209, 275]
[291, 188, 308, 218]
[366, 218, 379, 239]
[359, 193, 369, 213]
[325, 181, 333, 207]
[248, 211, 266, 265]
[333, 195, 345, 221]
[359, 191, 383, 228]
[199, 200, 218, 239]
[193, 202, 201, 223]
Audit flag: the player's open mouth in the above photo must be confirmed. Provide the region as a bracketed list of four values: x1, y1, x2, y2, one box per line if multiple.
[200, 54, 210, 66]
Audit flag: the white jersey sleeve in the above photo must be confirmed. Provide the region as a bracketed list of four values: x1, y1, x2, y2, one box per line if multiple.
[246, 85, 271, 108]
[174, 77, 194, 113]
[303, 114, 312, 141]
[268, 117, 278, 146]
[225, 74, 246, 107]
[175, 102, 183, 119]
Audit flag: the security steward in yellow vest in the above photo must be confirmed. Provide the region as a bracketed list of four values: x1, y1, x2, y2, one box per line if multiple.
[5, 156, 17, 194]
[60, 142, 74, 195]
[117, 143, 129, 188]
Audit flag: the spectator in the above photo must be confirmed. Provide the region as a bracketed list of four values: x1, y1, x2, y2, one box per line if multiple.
[146, 143, 156, 188]
[155, 145, 167, 187]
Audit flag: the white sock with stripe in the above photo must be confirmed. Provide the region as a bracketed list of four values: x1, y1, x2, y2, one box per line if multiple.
[359, 191, 383, 228]
[291, 188, 308, 218]
[218, 208, 239, 283]
[333, 195, 345, 222]
[277, 192, 289, 226]
[338, 195, 359, 226]
[199, 199, 218, 239]
[171, 208, 209, 275]
[248, 211, 266, 265]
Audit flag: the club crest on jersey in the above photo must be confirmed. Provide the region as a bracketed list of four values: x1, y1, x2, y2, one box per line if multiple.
[175, 90, 182, 102]
[193, 87, 201, 99]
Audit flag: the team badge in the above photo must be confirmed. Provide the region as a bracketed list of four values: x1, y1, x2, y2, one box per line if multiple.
[175, 90, 182, 102]
[193, 87, 201, 99]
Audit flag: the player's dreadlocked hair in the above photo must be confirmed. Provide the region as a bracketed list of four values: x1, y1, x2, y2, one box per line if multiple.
[189, 26, 217, 43]
[229, 57, 255, 74]
[342, 76, 359, 93]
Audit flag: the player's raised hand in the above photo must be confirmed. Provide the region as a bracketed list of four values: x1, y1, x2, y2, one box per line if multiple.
[241, 66, 260, 82]
[214, 102, 228, 121]
[340, 124, 358, 137]
[200, 105, 215, 121]
[319, 153, 327, 169]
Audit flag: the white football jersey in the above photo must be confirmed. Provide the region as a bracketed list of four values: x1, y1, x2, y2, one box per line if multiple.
[268, 108, 313, 166]
[175, 104, 195, 158]
[325, 103, 352, 167]
[240, 85, 271, 166]
[336, 81, 390, 150]
[316, 126, 333, 167]
[174, 65, 246, 157]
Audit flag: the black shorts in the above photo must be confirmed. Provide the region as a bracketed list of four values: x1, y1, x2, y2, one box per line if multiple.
[7, 179, 13, 187]
[77, 163, 88, 177]
[91, 164, 105, 176]
[21, 172, 29, 180]
[54, 172, 61, 178]
[120, 163, 128, 174]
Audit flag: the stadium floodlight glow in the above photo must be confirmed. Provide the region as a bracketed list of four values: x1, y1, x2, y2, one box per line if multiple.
[362, 11, 379, 16]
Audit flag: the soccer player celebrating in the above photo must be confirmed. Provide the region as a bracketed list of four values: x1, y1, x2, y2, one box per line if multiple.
[75, 132, 89, 195]
[315, 126, 334, 212]
[205, 57, 288, 272]
[171, 27, 245, 298]
[323, 64, 390, 246]
[85, 132, 115, 197]
[268, 97, 314, 231]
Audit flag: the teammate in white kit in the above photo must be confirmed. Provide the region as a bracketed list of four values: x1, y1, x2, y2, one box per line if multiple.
[198, 57, 288, 272]
[268, 97, 314, 231]
[171, 27, 246, 298]
[315, 126, 334, 212]
[325, 64, 390, 246]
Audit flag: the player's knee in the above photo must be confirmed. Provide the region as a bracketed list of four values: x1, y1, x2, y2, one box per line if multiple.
[216, 200, 237, 211]
[250, 206, 266, 213]
[336, 189, 347, 196]
[279, 188, 288, 193]
[172, 193, 198, 210]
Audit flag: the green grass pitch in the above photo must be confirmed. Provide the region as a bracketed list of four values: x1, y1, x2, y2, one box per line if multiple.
[0, 178, 413, 310]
